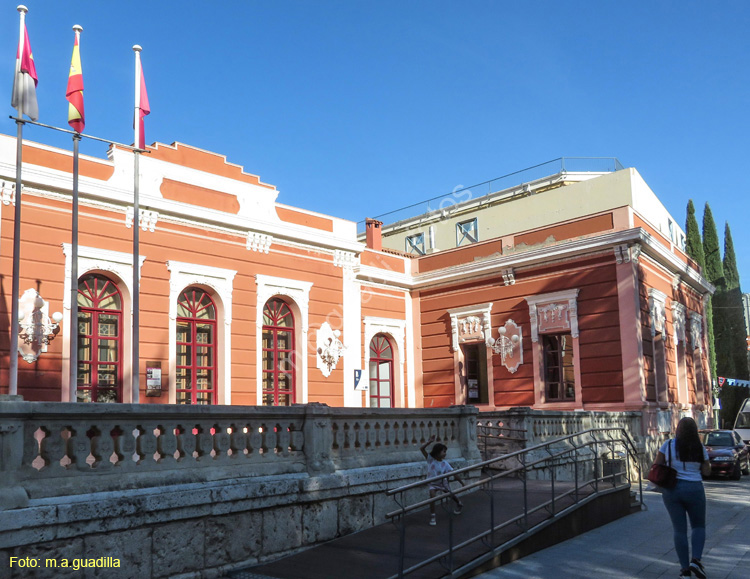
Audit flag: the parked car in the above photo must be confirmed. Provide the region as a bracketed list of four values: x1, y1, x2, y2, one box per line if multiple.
[699, 430, 750, 480]
[734, 398, 750, 444]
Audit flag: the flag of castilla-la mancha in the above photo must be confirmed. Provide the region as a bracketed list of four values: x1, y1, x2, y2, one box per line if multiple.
[66, 30, 84, 132]
[11, 23, 39, 121]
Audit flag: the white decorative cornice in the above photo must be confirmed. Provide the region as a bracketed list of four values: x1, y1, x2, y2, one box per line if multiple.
[356, 263, 412, 289]
[648, 288, 667, 337]
[334, 250, 358, 269]
[614, 243, 642, 264]
[525, 289, 580, 342]
[246, 231, 273, 253]
[0, 134, 363, 257]
[501, 267, 515, 286]
[411, 228, 712, 295]
[446, 303, 493, 352]
[126, 207, 159, 232]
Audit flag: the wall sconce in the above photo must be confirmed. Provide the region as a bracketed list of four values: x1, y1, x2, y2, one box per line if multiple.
[316, 321, 345, 377]
[18, 289, 63, 363]
[487, 319, 523, 373]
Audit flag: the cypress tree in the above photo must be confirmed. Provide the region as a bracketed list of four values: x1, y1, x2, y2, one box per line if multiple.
[685, 200, 705, 269]
[702, 204, 724, 287]
[721, 223, 749, 426]
[720, 223, 748, 428]
[701, 203, 722, 397]
[685, 200, 716, 417]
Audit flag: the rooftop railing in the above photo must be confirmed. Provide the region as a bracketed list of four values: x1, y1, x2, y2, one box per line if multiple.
[356, 157, 624, 235]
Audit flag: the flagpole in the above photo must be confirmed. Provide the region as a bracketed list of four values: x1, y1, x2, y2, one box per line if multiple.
[68, 24, 83, 403]
[9, 5, 29, 397]
[132, 45, 142, 404]
[69, 131, 80, 403]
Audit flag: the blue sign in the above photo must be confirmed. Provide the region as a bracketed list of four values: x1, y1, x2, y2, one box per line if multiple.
[354, 369, 367, 390]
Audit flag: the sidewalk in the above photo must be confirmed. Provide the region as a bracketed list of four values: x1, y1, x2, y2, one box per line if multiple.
[475, 477, 750, 579]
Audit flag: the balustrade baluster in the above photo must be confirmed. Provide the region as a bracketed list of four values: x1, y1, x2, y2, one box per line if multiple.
[156, 423, 178, 465]
[90, 423, 115, 470]
[229, 423, 248, 459]
[195, 423, 214, 460]
[67, 422, 92, 471]
[39, 425, 66, 473]
[135, 423, 158, 466]
[213, 423, 232, 462]
[176, 424, 197, 464]
[278, 422, 291, 457]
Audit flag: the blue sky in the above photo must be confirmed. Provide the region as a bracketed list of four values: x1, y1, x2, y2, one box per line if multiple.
[4, 1, 750, 288]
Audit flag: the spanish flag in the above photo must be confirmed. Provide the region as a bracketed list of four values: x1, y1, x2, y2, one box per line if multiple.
[11, 19, 39, 121]
[66, 26, 84, 133]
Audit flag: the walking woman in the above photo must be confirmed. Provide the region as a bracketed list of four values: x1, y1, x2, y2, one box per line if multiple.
[654, 417, 711, 578]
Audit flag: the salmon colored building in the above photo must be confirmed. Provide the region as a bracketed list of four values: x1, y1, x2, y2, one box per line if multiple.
[0, 137, 714, 430]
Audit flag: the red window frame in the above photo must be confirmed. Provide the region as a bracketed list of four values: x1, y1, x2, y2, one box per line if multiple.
[176, 288, 217, 405]
[77, 274, 123, 403]
[262, 299, 295, 406]
[369, 334, 394, 408]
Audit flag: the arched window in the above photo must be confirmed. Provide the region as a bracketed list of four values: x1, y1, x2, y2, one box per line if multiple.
[369, 334, 394, 408]
[262, 299, 295, 406]
[77, 274, 122, 403]
[176, 287, 217, 405]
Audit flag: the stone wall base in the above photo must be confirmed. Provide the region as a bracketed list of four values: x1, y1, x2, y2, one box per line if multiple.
[1, 459, 466, 579]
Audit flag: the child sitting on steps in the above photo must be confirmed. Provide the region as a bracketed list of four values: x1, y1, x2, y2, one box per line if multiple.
[420, 434, 465, 526]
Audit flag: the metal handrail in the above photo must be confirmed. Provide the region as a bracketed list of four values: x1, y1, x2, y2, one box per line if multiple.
[477, 424, 527, 461]
[384, 427, 642, 578]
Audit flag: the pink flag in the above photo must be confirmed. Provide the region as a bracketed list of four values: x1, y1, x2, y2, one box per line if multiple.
[135, 53, 150, 149]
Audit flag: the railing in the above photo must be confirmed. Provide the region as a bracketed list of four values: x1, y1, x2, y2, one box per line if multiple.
[476, 423, 527, 462]
[356, 157, 624, 235]
[0, 401, 482, 508]
[385, 427, 642, 578]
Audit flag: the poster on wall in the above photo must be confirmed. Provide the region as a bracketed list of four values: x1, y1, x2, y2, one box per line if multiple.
[146, 361, 162, 396]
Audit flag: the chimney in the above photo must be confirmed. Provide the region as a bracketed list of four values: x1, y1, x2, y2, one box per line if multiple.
[365, 218, 383, 251]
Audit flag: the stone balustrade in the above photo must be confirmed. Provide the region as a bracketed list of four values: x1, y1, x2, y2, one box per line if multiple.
[0, 400, 480, 510]
[479, 407, 646, 480]
[0, 400, 481, 578]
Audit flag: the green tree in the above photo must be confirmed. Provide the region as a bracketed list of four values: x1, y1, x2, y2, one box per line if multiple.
[723, 222, 747, 382]
[684, 200, 705, 269]
[702, 203, 724, 286]
[701, 203, 722, 395]
[720, 223, 749, 426]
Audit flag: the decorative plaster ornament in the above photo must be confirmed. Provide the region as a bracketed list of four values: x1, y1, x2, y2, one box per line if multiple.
[18, 289, 63, 363]
[316, 322, 345, 377]
[488, 319, 523, 373]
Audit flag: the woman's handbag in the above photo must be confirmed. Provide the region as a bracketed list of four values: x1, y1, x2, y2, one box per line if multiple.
[648, 439, 677, 488]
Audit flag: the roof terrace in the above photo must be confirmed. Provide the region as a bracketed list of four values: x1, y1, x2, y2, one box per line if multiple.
[357, 157, 624, 236]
